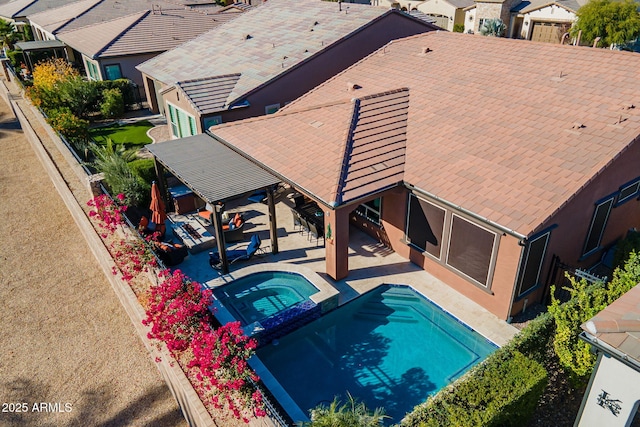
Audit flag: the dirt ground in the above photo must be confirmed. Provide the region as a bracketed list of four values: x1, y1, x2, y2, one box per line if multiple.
[0, 86, 186, 426]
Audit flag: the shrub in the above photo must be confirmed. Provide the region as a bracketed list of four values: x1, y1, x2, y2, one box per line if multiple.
[613, 230, 640, 270]
[502, 311, 555, 365]
[302, 394, 387, 427]
[128, 158, 156, 183]
[453, 24, 465, 33]
[403, 350, 547, 427]
[6, 49, 22, 68]
[58, 76, 100, 118]
[549, 251, 640, 385]
[100, 87, 124, 119]
[46, 107, 90, 147]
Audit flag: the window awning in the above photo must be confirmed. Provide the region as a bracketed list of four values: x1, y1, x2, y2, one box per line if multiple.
[145, 133, 281, 204]
[15, 40, 66, 51]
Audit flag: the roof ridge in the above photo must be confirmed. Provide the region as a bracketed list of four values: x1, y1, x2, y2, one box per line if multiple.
[332, 98, 361, 207]
[54, 0, 107, 34]
[93, 10, 151, 59]
[177, 73, 242, 85]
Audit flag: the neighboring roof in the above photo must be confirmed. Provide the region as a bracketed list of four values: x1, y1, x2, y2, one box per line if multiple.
[27, 0, 102, 34]
[145, 133, 280, 204]
[57, 6, 237, 59]
[427, 0, 475, 9]
[212, 32, 640, 235]
[53, 0, 222, 33]
[583, 284, 640, 364]
[14, 39, 65, 50]
[175, 74, 241, 115]
[408, 10, 437, 24]
[136, 0, 430, 113]
[512, 0, 584, 14]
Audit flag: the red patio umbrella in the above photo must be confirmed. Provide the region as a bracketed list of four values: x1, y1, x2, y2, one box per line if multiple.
[150, 181, 167, 225]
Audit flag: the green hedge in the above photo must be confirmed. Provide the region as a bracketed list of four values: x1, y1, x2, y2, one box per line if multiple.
[502, 311, 555, 365]
[128, 158, 155, 183]
[402, 350, 547, 427]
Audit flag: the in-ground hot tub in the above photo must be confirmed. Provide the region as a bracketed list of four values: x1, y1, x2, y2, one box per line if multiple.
[206, 263, 338, 345]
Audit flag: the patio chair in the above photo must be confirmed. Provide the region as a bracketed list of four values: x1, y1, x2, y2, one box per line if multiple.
[208, 234, 265, 269]
[308, 221, 324, 246]
[299, 216, 310, 237]
[290, 208, 302, 231]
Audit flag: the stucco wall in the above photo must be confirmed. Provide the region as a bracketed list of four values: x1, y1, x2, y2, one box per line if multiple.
[418, 0, 457, 31]
[577, 352, 640, 426]
[380, 187, 522, 320]
[98, 53, 158, 101]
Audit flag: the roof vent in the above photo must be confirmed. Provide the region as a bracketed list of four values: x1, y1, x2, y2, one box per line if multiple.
[621, 103, 635, 110]
[572, 122, 584, 129]
[244, 34, 252, 40]
[421, 47, 432, 54]
[347, 82, 361, 92]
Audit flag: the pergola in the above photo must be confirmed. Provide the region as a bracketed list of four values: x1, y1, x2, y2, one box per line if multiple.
[14, 40, 68, 72]
[146, 133, 281, 273]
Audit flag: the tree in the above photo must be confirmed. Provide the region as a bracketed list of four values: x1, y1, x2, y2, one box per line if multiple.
[571, 0, 640, 48]
[302, 394, 387, 427]
[479, 18, 506, 37]
[27, 58, 78, 110]
[58, 76, 100, 118]
[0, 18, 17, 49]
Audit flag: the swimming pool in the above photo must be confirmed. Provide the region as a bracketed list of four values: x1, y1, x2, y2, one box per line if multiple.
[256, 284, 497, 424]
[212, 271, 319, 325]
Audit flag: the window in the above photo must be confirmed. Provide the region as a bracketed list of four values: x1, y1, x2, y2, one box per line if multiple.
[355, 198, 382, 225]
[583, 196, 615, 256]
[446, 214, 497, 287]
[203, 116, 223, 130]
[167, 103, 197, 138]
[406, 194, 445, 259]
[85, 59, 99, 81]
[265, 103, 280, 115]
[104, 64, 122, 80]
[616, 178, 640, 206]
[516, 231, 551, 297]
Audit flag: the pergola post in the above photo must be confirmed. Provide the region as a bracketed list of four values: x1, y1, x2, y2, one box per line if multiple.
[212, 204, 229, 274]
[324, 207, 350, 280]
[266, 187, 278, 254]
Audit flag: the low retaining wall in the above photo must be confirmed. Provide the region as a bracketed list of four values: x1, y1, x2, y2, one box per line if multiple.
[1, 82, 217, 427]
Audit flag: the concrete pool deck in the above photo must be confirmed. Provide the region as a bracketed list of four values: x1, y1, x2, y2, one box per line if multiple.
[167, 190, 519, 347]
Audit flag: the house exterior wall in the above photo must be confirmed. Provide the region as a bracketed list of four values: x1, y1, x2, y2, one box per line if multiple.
[97, 53, 158, 101]
[520, 5, 575, 39]
[379, 187, 522, 320]
[473, 2, 504, 33]
[509, 138, 640, 315]
[577, 352, 640, 426]
[464, 8, 476, 33]
[162, 88, 204, 136]
[417, 0, 457, 31]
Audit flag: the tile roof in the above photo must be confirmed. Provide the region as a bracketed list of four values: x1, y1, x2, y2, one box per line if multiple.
[211, 88, 410, 206]
[136, 0, 408, 110]
[216, 32, 640, 235]
[54, 0, 222, 32]
[512, 0, 585, 14]
[56, 6, 240, 59]
[438, 0, 475, 9]
[27, 0, 101, 34]
[175, 74, 241, 115]
[583, 284, 640, 363]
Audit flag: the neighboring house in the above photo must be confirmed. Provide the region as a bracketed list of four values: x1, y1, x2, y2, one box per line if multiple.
[463, 0, 521, 34]
[52, 5, 246, 101]
[151, 32, 640, 320]
[509, 0, 585, 41]
[135, 0, 439, 139]
[0, 0, 75, 26]
[576, 284, 640, 426]
[416, 0, 474, 31]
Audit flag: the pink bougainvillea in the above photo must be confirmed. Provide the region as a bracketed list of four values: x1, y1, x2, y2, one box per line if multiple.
[189, 322, 267, 422]
[110, 238, 157, 283]
[87, 193, 126, 237]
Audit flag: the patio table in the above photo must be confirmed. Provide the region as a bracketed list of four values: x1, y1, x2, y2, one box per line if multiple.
[169, 213, 217, 254]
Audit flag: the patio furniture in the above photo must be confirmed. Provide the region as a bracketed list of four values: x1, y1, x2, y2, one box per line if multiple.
[197, 210, 245, 242]
[170, 213, 217, 253]
[153, 241, 188, 266]
[290, 208, 302, 231]
[308, 222, 324, 246]
[138, 216, 166, 239]
[209, 234, 265, 269]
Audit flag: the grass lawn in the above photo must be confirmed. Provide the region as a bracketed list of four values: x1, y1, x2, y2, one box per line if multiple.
[90, 121, 153, 147]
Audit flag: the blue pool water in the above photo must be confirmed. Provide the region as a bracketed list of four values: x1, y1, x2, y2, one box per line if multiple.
[212, 272, 319, 325]
[256, 285, 497, 424]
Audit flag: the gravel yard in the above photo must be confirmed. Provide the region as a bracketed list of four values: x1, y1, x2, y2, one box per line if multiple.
[0, 83, 186, 427]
